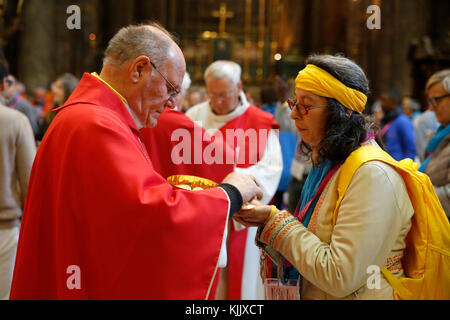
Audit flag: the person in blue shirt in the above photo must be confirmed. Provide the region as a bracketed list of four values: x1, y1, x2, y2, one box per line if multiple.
[378, 89, 416, 161]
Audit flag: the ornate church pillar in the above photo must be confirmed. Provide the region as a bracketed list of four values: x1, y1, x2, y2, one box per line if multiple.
[368, 0, 432, 99]
[103, 0, 135, 42]
[17, 0, 56, 90]
[277, 0, 308, 56]
[136, 0, 167, 27]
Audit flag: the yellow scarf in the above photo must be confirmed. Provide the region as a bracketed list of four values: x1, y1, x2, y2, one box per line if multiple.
[295, 64, 367, 114]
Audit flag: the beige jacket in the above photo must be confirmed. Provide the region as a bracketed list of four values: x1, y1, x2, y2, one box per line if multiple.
[424, 135, 450, 217]
[259, 142, 414, 300]
[0, 105, 36, 224]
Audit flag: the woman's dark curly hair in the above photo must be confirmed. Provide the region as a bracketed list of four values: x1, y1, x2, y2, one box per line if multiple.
[299, 54, 378, 164]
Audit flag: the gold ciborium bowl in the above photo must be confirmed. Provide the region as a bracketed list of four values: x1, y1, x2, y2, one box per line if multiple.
[167, 175, 218, 191]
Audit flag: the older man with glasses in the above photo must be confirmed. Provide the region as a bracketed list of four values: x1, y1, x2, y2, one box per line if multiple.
[10, 23, 264, 300]
[419, 69, 450, 218]
[186, 60, 283, 300]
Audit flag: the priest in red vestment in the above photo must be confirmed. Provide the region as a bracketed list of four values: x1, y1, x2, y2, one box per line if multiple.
[186, 60, 283, 300]
[9, 23, 262, 300]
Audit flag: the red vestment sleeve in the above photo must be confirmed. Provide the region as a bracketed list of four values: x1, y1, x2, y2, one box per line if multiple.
[10, 74, 230, 300]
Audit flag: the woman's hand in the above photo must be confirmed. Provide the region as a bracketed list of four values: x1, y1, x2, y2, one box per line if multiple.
[233, 200, 277, 227]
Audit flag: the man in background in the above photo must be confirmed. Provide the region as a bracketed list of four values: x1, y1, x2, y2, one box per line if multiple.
[3, 74, 39, 137]
[0, 58, 36, 299]
[379, 89, 416, 161]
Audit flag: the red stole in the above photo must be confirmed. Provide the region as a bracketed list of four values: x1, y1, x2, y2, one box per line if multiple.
[10, 73, 230, 299]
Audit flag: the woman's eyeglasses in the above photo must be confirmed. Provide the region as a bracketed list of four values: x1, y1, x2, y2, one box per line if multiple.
[287, 99, 328, 115]
[427, 94, 450, 107]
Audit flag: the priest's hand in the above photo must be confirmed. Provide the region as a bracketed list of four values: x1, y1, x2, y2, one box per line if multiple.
[233, 200, 278, 227]
[222, 172, 263, 203]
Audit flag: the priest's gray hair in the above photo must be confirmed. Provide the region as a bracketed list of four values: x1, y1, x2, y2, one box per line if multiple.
[426, 69, 450, 94]
[204, 60, 242, 85]
[103, 22, 177, 67]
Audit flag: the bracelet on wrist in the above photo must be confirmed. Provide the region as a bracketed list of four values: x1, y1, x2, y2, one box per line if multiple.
[264, 205, 278, 225]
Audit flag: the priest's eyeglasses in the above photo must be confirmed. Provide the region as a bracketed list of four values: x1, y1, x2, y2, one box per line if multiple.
[427, 94, 450, 107]
[207, 92, 234, 100]
[287, 99, 328, 115]
[149, 61, 180, 99]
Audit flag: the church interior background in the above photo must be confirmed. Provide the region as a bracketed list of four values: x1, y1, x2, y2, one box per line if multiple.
[1, 0, 449, 109]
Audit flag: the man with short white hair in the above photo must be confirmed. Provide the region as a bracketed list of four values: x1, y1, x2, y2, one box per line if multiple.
[10, 23, 263, 299]
[187, 60, 283, 300]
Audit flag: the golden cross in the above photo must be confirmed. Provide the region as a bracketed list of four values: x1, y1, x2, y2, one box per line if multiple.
[212, 3, 234, 36]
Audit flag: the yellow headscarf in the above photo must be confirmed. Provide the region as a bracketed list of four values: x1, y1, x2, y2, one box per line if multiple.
[295, 64, 367, 114]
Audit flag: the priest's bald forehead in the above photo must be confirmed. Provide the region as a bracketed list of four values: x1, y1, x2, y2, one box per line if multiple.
[104, 23, 179, 66]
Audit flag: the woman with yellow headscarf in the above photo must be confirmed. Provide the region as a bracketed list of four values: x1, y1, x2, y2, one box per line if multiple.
[234, 54, 416, 299]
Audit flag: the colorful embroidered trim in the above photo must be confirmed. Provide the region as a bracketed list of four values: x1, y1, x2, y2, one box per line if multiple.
[385, 254, 403, 272]
[273, 218, 302, 249]
[307, 171, 338, 234]
[260, 211, 292, 244]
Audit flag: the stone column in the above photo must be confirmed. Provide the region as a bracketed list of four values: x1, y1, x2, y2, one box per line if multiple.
[321, 0, 347, 54]
[18, 0, 56, 90]
[103, 0, 135, 42]
[278, 0, 308, 56]
[137, 0, 167, 27]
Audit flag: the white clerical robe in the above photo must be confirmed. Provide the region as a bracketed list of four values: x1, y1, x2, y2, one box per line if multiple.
[186, 91, 283, 300]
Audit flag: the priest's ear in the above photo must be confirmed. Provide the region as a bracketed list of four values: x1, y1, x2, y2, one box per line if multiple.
[237, 80, 243, 92]
[129, 55, 150, 84]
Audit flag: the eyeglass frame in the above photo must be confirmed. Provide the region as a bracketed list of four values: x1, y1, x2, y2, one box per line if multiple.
[207, 92, 235, 100]
[149, 61, 180, 99]
[427, 94, 450, 107]
[287, 98, 328, 115]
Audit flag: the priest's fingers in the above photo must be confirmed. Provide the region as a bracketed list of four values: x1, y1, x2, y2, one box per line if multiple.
[250, 175, 260, 187]
[254, 186, 264, 201]
[221, 172, 263, 203]
[249, 177, 263, 200]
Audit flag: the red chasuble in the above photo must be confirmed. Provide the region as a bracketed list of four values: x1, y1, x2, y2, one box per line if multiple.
[140, 109, 234, 183]
[10, 73, 230, 300]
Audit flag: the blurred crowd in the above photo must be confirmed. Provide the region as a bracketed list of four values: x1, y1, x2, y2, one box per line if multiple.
[0, 72, 79, 143]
